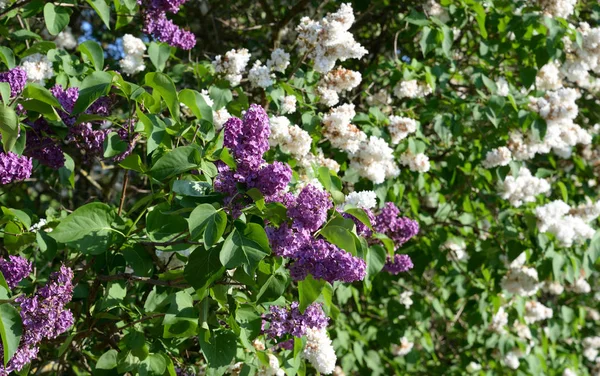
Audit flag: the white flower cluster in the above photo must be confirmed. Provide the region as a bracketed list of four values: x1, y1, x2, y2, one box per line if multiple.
[350, 136, 400, 184]
[501, 266, 540, 296]
[543, 280, 565, 295]
[533, 0, 577, 18]
[344, 190, 377, 209]
[299, 149, 341, 173]
[53, 27, 77, 50]
[213, 48, 251, 86]
[388, 116, 417, 144]
[524, 301, 553, 324]
[496, 77, 510, 96]
[281, 95, 297, 114]
[393, 80, 432, 99]
[29, 218, 48, 232]
[400, 151, 430, 173]
[269, 116, 312, 159]
[507, 88, 591, 160]
[489, 306, 509, 334]
[322, 104, 367, 153]
[513, 320, 532, 340]
[503, 350, 522, 370]
[536, 62, 563, 90]
[583, 336, 600, 362]
[498, 167, 550, 207]
[568, 277, 592, 293]
[399, 291, 413, 309]
[302, 327, 337, 375]
[266, 48, 290, 73]
[391, 337, 413, 356]
[257, 354, 285, 376]
[248, 61, 274, 88]
[466, 362, 482, 373]
[427, 0, 450, 22]
[318, 67, 362, 107]
[535, 200, 596, 247]
[119, 34, 146, 75]
[296, 3, 368, 73]
[0, 0, 6, 10]
[441, 240, 468, 261]
[199, 90, 232, 130]
[21, 53, 54, 84]
[482, 146, 512, 168]
[367, 89, 392, 109]
[561, 23, 600, 88]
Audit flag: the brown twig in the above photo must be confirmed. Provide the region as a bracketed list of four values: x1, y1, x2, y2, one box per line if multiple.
[118, 171, 129, 216]
[97, 273, 190, 288]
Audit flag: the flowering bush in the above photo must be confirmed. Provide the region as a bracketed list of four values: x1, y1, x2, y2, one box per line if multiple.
[0, 0, 599, 375]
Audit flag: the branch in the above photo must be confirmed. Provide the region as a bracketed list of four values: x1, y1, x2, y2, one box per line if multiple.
[97, 273, 189, 288]
[0, 0, 33, 18]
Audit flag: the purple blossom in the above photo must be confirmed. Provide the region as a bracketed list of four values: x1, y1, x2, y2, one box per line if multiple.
[51, 85, 79, 114]
[142, 10, 196, 50]
[289, 238, 366, 283]
[113, 120, 140, 163]
[225, 105, 270, 170]
[1, 265, 74, 374]
[383, 254, 414, 274]
[262, 302, 329, 339]
[139, 0, 188, 13]
[0, 67, 27, 97]
[248, 161, 292, 198]
[25, 119, 64, 169]
[288, 184, 332, 232]
[266, 224, 311, 257]
[0, 152, 32, 184]
[375, 202, 419, 247]
[0, 256, 31, 289]
[67, 123, 109, 160]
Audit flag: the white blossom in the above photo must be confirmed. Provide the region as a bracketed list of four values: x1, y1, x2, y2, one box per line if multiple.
[399, 152, 430, 173]
[303, 328, 337, 375]
[322, 104, 366, 154]
[266, 48, 290, 73]
[498, 167, 550, 207]
[503, 350, 521, 370]
[569, 277, 591, 293]
[563, 369, 577, 376]
[543, 281, 564, 295]
[482, 147, 512, 168]
[54, 27, 77, 50]
[535, 200, 595, 247]
[317, 67, 362, 106]
[388, 116, 417, 144]
[257, 354, 285, 376]
[269, 116, 312, 159]
[441, 240, 468, 261]
[524, 301, 553, 324]
[399, 291, 413, 309]
[534, 0, 577, 19]
[122, 34, 146, 56]
[391, 337, 413, 356]
[394, 80, 432, 99]
[213, 48, 251, 87]
[496, 77, 510, 96]
[349, 136, 399, 184]
[21, 53, 54, 84]
[248, 60, 274, 88]
[296, 3, 368, 74]
[281, 95, 297, 114]
[344, 191, 377, 209]
[489, 306, 508, 334]
[119, 54, 146, 75]
[466, 362, 482, 373]
[536, 62, 563, 90]
[501, 266, 540, 296]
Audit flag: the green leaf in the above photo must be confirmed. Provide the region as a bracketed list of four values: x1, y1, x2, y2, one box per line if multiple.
[0, 83, 10, 105]
[139, 353, 167, 376]
[344, 207, 373, 230]
[103, 132, 128, 158]
[184, 246, 225, 290]
[179, 89, 214, 123]
[43, 4, 71, 35]
[123, 245, 154, 277]
[49, 202, 116, 245]
[162, 291, 198, 338]
[78, 40, 105, 71]
[188, 204, 227, 247]
[319, 219, 358, 256]
[148, 42, 171, 72]
[366, 245, 387, 279]
[298, 274, 326, 312]
[220, 222, 270, 275]
[85, 0, 111, 29]
[22, 83, 61, 107]
[145, 72, 179, 121]
[149, 145, 201, 181]
[72, 71, 113, 114]
[0, 104, 18, 152]
[145, 203, 188, 243]
[0, 304, 22, 366]
[209, 86, 232, 110]
[472, 3, 487, 38]
[96, 349, 118, 370]
[198, 329, 237, 369]
[256, 268, 289, 304]
[0, 47, 15, 69]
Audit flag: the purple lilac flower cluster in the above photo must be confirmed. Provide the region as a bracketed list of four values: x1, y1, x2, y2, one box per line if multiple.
[0, 256, 31, 289]
[267, 185, 366, 283]
[215, 104, 292, 208]
[137, 0, 196, 50]
[0, 67, 27, 97]
[383, 254, 414, 274]
[262, 302, 329, 339]
[0, 152, 32, 184]
[0, 265, 74, 374]
[374, 202, 420, 246]
[25, 119, 65, 169]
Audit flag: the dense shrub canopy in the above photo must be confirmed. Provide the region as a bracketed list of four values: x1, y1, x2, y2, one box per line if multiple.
[0, 0, 599, 375]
